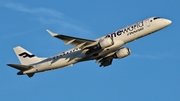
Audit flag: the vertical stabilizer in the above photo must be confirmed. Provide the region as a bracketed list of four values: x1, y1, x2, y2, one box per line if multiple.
[13, 46, 43, 65]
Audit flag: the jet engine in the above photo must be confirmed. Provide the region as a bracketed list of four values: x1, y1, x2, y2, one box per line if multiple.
[98, 37, 114, 49]
[85, 37, 114, 56]
[85, 38, 114, 56]
[114, 47, 131, 59]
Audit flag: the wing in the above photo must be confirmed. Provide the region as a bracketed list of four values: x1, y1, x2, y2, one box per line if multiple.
[47, 30, 98, 49]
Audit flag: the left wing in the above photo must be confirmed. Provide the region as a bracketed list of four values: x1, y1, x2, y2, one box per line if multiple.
[47, 30, 97, 49]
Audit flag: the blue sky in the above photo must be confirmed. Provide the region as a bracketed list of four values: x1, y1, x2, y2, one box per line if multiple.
[1, 0, 180, 101]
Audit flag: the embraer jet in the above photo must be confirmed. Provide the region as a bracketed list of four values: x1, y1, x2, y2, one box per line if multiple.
[7, 17, 172, 77]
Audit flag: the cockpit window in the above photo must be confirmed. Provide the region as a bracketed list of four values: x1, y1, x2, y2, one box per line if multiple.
[153, 17, 161, 20]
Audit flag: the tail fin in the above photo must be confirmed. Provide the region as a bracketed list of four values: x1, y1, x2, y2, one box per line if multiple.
[13, 46, 44, 65]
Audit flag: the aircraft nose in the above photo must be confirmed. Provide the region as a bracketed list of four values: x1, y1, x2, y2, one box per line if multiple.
[164, 19, 172, 25]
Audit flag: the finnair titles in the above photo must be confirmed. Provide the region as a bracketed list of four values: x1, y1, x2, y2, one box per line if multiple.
[7, 16, 172, 77]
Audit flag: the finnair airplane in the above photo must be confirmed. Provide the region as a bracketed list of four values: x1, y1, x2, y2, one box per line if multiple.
[7, 17, 172, 77]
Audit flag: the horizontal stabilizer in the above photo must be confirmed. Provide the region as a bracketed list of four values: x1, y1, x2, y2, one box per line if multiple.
[7, 64, 32, 71]
[8, 64, 35, 78]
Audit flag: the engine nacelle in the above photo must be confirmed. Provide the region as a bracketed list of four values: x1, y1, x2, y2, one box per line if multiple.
[98, 37, 114, 49]
[114, 47, 131, 59]
[85, 37, 114, 56]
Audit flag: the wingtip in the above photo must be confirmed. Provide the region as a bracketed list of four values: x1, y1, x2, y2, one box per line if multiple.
[46, 29, 58, 36]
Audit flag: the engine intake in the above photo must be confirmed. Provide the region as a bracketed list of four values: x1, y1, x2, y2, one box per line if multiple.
[98, 37, 114, 49]
[114, 47, 131, 59]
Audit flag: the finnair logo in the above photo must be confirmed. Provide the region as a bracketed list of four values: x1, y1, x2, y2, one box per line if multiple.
[19, 52, 35, 58]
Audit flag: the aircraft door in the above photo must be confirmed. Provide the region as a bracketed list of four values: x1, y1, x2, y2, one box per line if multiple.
[145, 19, 150, 27]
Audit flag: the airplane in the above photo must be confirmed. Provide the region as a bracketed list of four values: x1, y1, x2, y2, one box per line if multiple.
[7, 16, 172, 78]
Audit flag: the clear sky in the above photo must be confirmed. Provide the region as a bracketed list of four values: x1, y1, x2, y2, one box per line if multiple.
[1, 0, 180, 101]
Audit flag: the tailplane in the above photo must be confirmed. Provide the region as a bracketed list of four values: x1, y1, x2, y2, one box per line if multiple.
[13, 46, 44, 65]
[7, 63, 35, 78]
[7, 64, 31, 71]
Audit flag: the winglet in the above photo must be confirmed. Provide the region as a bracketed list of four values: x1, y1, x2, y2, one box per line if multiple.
[46, 29, 58, 37]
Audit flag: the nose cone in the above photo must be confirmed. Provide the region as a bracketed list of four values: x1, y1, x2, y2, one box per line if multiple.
[164, 19, 172, 25]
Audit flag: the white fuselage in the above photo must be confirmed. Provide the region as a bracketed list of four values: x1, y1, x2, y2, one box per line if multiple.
[23, 17, 172, 74]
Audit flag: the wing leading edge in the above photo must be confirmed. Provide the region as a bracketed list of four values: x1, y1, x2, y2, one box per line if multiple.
[46, 30, 97, 49]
